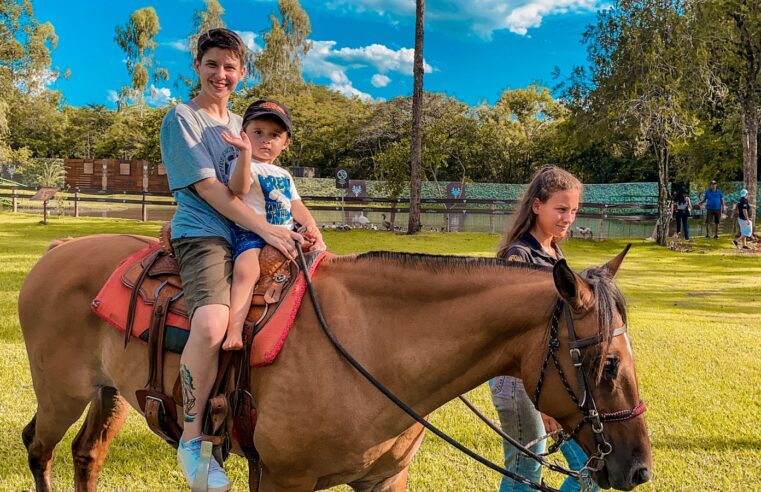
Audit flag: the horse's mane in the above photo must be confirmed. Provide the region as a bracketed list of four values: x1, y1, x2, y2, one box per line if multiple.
[578, 265, 628, 382]
[348, 251, 553, 274]
[342, 251, 626, 381]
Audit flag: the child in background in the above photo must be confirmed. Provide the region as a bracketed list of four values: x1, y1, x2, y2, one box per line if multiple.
[221, 99, 324, 350]
[733, 188, 753, 250]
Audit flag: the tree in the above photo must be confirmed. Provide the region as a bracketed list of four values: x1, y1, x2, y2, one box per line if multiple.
[114, 7, 169, 113]
[61, 104, 115, 159]
[408, 0, 425, 234]
[0, 0, 59, 96]
[696, 0, 761, 217]
[579, 0, 701, 244]
[254, 0, 311, 95]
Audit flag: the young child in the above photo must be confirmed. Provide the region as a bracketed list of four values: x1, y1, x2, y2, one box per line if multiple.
[493, 166, 599, 492]
[734, 188, 753, 249]
[221, 99, 324, 350]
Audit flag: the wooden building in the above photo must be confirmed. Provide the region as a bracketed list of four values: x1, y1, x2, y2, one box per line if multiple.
[64, 159, 170, 193]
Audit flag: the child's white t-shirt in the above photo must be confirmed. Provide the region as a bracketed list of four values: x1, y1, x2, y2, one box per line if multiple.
[229, 158, 301, 229]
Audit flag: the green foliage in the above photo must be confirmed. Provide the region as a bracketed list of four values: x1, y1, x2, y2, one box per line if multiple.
[17, 157, 65, 188]
[253, 0, 312, 95]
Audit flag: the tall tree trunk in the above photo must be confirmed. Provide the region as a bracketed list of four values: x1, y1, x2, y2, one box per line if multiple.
[741, 100, 758, 220]
[407, 0, 424, 235]
[656, 142, 671, 245]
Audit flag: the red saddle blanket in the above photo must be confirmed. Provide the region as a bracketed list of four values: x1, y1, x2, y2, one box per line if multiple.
[91, 243, 328, 367]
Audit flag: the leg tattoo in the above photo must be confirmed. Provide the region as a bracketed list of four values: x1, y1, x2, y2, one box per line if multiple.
[180, 364, 197, 423]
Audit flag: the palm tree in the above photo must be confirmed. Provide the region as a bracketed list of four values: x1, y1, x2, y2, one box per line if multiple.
[407, 0, 424, 234]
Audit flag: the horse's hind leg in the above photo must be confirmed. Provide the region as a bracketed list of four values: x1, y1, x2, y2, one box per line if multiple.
[23, 397, 89, 492]
[71, 386, 130, 492]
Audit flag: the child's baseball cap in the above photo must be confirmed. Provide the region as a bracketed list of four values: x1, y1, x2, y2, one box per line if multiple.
[243, 99, 292, 136]
[740, 188, 748, 198]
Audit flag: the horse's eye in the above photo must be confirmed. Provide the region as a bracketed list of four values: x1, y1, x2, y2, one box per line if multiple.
[604, 357, 620, 380]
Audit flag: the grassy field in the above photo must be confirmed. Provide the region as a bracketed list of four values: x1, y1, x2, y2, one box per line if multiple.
[0, 211, 759, 491]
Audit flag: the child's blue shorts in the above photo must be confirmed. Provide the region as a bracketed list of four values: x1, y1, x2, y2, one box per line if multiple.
[231, 224, 266, 261]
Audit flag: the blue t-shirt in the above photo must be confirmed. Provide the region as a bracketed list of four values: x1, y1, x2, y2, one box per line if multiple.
[160, 102, 242, 244]
[703, 189, 723, 210]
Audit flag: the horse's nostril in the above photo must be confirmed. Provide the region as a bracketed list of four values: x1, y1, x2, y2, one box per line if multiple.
[631, 467, 650, 485]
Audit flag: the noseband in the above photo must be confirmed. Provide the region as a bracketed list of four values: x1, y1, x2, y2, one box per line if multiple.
[533, 300, 647, 469]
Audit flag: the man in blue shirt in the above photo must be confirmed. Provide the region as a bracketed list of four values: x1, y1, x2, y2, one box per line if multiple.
[697, 180, 726, 239]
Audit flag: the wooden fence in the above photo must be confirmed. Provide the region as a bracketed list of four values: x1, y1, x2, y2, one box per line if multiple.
[1, 185, 660, 238]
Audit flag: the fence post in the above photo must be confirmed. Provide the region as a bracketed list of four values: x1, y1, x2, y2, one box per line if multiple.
[12, 186, 17, 212]
[74, 187, 80, 217]
[141, 192, 148, 222]
[598, 206, 606, 240]
[490, 203, 496, 233]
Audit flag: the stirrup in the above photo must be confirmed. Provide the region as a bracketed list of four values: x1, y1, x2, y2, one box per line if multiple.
[192, 440, 213, 492]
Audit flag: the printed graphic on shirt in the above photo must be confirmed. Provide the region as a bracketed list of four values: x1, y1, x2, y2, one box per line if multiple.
[218, 146, 239, 185]
[257, 175, 293, 225]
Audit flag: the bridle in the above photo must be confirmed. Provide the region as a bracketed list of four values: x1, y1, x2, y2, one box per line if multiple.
[532, 299, 647, 474]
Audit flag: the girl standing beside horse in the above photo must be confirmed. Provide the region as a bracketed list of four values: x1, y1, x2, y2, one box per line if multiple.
[492, 165, 599, 492]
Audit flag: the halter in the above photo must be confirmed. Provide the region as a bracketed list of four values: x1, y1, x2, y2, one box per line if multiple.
[532, 299, 647, 472]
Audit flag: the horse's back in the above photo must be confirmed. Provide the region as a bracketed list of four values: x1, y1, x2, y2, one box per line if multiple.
[19, 234, 156, 349]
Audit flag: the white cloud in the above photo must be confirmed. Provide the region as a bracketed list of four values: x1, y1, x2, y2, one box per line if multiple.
[303, 39, 429, 101]
[236, 30, 262, 53]
[146, 85, 175, 107]
[330, 83, 374, 102]
[327, 0, 601, 38]
[106, 90, 119, 103]
[166, 39, 189, 52]
[371, 74, 391, 87]
[330, 44, 432, 75]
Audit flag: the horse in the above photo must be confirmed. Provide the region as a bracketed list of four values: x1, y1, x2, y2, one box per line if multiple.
[18, 234, 652, 491]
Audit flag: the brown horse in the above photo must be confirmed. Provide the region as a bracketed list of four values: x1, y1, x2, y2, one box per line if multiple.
[19, 234, 651, 491]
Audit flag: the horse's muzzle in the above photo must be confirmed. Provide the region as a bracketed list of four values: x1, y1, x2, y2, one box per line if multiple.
[593, 461, 651, 490]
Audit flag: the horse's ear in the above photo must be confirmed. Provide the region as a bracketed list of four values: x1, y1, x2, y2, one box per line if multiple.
[603, 244, 631, 278]
[553, 259, 595, 311]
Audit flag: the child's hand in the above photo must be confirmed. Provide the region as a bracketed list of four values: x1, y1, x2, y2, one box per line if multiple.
[221, 130, 252, 154]
[298, 224, 326, 251]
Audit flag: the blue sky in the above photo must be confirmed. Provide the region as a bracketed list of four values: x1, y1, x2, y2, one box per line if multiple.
[35, 0, 603, 108]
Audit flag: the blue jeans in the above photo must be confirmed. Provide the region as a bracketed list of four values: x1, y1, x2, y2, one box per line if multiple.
[489, 376, 599, 492]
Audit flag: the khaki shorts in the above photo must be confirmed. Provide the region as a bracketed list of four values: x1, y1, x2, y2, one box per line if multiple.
[172, 236, 232, 320]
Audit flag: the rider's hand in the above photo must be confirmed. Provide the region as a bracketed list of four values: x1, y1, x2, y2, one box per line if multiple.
[221, 130, 252, 154]
[260, 224, 304, 260]
[540, 413, 563, 434]
[298, 224, 327, 252]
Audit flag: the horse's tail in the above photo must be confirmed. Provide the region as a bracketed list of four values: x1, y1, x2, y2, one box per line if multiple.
[47, 237, 75, 251]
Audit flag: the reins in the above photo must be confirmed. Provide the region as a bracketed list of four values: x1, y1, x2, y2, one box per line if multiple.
[296, 246, 561, 492]
[295, 246, 645, 491]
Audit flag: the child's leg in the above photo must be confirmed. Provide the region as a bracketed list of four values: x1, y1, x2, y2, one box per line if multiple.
[223, 248, 261, 351]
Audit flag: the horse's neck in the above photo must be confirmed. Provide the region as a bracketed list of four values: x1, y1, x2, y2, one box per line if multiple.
[321, 257, 556, 414]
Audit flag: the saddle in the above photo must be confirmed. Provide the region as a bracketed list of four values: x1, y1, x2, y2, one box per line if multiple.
[123, 224, 305, 464]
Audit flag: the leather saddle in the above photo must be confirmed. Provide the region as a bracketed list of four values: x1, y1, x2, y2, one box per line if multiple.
[124, 224, 302, 462]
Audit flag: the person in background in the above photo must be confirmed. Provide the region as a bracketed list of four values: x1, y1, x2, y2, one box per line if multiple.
[670, 188, 692, 240]
[733, 188, 753, 249]
[493, 165, 599, 492]
[697, 180, 726, 239]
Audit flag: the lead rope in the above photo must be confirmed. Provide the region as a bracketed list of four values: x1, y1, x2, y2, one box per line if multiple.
[295, 245, 560, 492]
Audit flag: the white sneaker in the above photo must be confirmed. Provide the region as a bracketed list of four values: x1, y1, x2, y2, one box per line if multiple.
[177, 437, 231, 492]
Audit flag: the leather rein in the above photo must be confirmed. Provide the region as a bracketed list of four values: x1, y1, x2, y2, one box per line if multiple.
[296, 246, 645, 491]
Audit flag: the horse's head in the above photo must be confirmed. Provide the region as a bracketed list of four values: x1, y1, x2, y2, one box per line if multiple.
[523, 245, 652, 490]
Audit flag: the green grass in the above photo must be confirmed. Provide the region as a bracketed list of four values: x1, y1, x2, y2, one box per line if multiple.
[1, 212, 759, 491]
